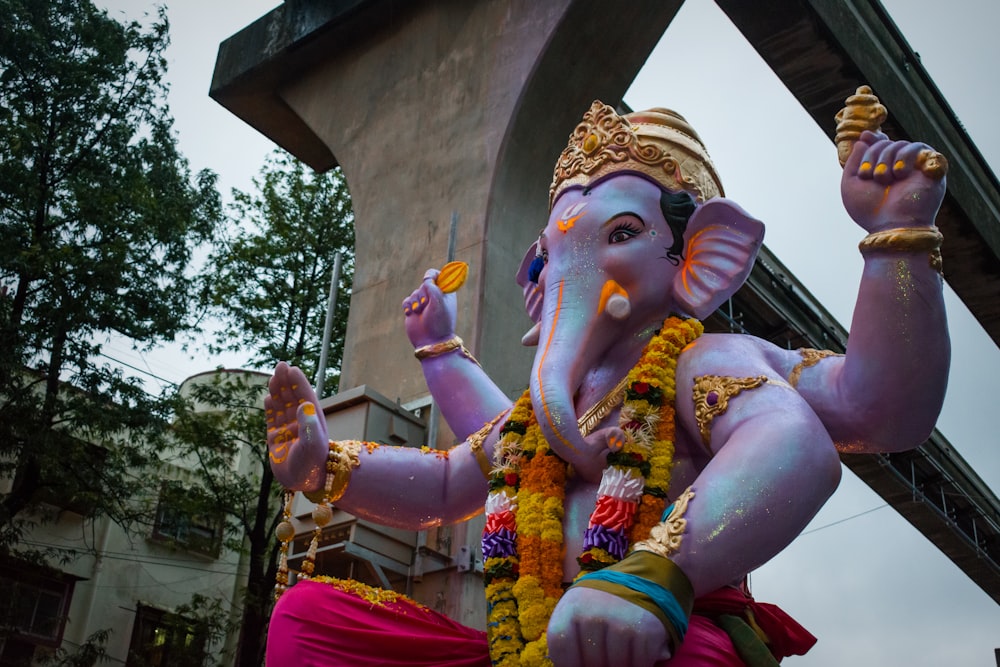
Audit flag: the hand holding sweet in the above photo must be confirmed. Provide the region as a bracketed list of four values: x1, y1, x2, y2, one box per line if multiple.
[402, 268, 458, 348]
[266, 361, 329, 490]
[841, 130, 947, 232]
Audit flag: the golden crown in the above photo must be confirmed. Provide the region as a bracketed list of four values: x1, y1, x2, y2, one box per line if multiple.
[549, 101, 724, 209]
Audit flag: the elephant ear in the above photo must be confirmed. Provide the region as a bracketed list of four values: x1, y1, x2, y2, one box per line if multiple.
[515, 241, 544, 345]
[672, 198, 764, 319]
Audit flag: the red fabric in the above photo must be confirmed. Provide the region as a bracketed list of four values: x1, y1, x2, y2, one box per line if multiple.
[267, 579, 808, 666]
[692, 586, 817, 660]
[656, 614, 745, 667]
[266, 580, 490, 667]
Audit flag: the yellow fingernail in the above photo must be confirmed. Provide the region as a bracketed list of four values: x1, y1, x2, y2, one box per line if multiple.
[303, 403, 316, 416]
[874, 163, 888, 176]
[860, 161, 872, 172]
[894, 160, 905, 171]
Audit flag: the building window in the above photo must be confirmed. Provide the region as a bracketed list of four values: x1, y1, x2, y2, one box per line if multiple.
[0, 561, 75, 663]
[150, 484, 223, 558]
[126, 604, 207, 667]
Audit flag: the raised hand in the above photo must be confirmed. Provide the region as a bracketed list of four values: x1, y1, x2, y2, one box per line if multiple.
[841, 130, 947, 232]
[265, 361, 329, 491]
[402, 268, 458, 348]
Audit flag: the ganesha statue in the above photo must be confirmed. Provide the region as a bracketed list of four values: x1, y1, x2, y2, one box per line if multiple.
[264, 91, 949, 666]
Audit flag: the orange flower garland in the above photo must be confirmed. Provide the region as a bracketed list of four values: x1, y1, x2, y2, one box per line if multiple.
[482, 317, 702, 666]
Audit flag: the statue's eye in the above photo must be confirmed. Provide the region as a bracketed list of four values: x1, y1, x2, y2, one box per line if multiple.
[609, 222, 641, 244]
[528, 249, 549, 282]
[528, 255, 545, 282]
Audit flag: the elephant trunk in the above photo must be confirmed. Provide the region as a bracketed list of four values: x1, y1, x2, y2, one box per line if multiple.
[530, 278, 627, 471]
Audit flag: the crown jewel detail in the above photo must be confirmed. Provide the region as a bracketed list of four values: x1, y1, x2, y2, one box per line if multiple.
[549, 101, 723, 209]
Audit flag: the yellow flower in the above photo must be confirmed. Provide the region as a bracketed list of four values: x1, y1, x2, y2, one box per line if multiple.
[484, 318, 702, 666]
[521, 635, 552, 667]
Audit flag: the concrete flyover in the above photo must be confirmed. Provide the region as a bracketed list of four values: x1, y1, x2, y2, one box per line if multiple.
[211, 0, 1000, 604]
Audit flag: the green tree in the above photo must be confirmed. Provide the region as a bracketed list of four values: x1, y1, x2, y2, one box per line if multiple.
[206, 151, 355, 393]
[0, 0, 221, 545]
[176, 151, 354, 666]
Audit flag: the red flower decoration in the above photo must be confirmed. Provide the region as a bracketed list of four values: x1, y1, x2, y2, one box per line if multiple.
[634, 382, 649, 394]
[504, 473, 519, 487]
[580, 553, 593, 563]
[486, 510, 517, 533]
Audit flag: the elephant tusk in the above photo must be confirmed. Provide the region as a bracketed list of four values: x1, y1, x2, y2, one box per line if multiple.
[598, 280, 631, 321]
[605, 293, 631, 320]
[521, 322, 541, 346]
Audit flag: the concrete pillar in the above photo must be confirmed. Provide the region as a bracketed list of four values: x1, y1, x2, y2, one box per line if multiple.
[212, 0, 683, 412]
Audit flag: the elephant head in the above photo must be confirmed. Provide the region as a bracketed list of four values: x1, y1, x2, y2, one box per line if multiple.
[515, 101, 764, 477]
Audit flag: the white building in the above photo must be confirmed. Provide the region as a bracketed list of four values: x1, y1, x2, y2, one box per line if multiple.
[0, 369, 269, 666]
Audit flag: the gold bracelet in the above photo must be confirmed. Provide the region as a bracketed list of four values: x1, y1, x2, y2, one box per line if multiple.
[467, 408, 511, 479]
[413, 335, 481, 366]
[304, 440, 362, 504]
[298, 440, 361, 579]
[859, 226, 943, 273]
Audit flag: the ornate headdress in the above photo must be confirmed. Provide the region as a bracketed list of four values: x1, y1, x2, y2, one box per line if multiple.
[549, 100, 724, 209]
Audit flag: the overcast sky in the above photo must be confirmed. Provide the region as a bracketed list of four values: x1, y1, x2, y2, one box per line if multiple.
[98, 0, 1000, 664]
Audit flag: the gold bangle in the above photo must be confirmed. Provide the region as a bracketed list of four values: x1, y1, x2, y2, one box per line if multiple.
[467, 408, 511, 479]
[414, 335, 481, 366]
[299, 440, 362, 579]
[859, 226, 943, 273]
[304, 440, 362, 504]
[858, 226, 942, 253]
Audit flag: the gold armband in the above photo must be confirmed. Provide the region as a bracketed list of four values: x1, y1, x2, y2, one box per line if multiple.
[692, 375, 768, 450]
[788, 348, 842, 388]
[467, 409, 510, 479]
[859, 226, 943, 273]
[413, 335, 481, 366]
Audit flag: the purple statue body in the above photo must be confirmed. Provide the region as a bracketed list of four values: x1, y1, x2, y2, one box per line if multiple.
[265, 93, 949, 666]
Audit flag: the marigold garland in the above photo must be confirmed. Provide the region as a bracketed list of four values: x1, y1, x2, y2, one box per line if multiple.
[481, 317, 702, 666]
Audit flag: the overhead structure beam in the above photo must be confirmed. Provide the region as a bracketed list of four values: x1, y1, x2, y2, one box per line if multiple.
[715, 0, 1000, 347]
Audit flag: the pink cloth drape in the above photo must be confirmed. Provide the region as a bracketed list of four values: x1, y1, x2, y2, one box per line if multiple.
[266, 580, 491, 667]
[266, 578, 805, 666]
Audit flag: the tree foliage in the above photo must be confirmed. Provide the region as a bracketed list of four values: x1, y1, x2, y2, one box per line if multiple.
[172, 152, 355, 665]
[204, 151, 355, 393]
[0, 0, 222, 545]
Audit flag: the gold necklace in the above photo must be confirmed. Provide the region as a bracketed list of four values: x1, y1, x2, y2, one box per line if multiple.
[576, 374, 629, 437]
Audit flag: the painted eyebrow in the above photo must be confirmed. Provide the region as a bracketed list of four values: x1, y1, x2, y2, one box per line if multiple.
[599, 212, 646, 230]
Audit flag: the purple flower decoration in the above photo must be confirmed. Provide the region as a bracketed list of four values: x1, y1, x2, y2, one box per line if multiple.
[482, 528, 517, 559]
[583, 524, 629, 560]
